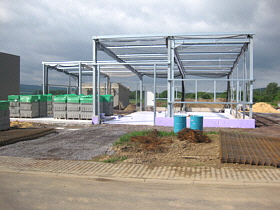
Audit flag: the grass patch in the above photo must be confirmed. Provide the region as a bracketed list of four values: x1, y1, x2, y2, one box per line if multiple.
[205, 131, 219, 135]
[114, 130, 176, 146]
[101, 156, 128, 163]
[231, 130, 248, 135]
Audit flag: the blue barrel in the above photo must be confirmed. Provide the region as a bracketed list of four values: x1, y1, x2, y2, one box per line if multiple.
[174, 115, 186, 132]
[190, 115, 203, 131]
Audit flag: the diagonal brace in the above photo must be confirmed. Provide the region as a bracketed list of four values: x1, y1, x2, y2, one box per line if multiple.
[97, 41, 143, 79]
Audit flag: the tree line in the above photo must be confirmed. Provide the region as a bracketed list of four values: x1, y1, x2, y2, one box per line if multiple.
[254, 82, 280, 102]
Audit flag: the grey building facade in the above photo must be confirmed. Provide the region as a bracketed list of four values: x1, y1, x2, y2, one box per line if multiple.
[0, 52, 20, 100]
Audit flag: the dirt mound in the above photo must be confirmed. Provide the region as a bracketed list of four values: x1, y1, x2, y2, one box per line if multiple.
[252, 102, 280, 113]
[124, 104, 136, 112]
[130, 129, 172, 151]
[177, 128, 211, 143]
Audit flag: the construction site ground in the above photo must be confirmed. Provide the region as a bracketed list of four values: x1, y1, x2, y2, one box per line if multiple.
[0, 107, 279, 185]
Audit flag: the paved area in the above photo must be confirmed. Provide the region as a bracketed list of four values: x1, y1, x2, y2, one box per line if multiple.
[2, 172, 280, 210]
[0, 156, 279, 186]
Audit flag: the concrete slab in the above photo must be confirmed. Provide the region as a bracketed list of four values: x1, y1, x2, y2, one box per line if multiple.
[10, 111, 255, 128]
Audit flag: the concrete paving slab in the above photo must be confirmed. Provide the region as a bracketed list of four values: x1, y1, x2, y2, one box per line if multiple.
[0, 156, 279, 186]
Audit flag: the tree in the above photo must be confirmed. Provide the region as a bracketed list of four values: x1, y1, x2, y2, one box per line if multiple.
[264, 82, 278, 102]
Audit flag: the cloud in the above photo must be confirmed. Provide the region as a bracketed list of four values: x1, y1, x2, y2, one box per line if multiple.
[0, 0, 279, 89]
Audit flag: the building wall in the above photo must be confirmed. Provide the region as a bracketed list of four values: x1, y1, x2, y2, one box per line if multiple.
[82, 82, 130, 109]
[111, 83, 130, 109]
[0, 52, 20, 100]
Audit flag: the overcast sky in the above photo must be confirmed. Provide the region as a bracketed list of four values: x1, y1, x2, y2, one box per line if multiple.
[1, 0, 279, 91]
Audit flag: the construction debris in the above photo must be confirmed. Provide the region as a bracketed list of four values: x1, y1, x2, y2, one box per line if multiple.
[177, 128, 211, 143]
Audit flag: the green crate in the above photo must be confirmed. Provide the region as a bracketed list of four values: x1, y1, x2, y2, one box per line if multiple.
[0, 101, 9, 110]
[8, 95, 20, 102]
[37, 95, 48, 102]
[20, 95, 39, 103]
[53, 95, 67, 103]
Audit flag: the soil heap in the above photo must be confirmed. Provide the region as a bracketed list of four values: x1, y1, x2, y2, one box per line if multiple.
[177, 128, 211, 143]
[252, 102, 280, 113]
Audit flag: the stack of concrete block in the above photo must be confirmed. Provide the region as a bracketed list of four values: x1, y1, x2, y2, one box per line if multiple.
[67, 95, 80, 119]
[20, 95, 39, 118]
[80, 95, 107, 120]
[80, 95, 93, 120]
[38, 95, 48, 117]
[53, 95, 67, 119]
[0, 100, 10, 131]
[45, 94, 53, 115]
[8, 95, 20, 118]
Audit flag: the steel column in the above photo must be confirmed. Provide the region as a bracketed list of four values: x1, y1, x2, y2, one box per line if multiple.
[153, 64, 157, 125]
[42, 64, 45, 94]
[167, 37, 175, 117]
[92, 40, 98, 116]
[249, 37, 254, 119]
[78, 62, 82, 95]
[195, 80, 198, 101]
[140, 78, 143, 111]
[97, 65, 101, 124]
[214, 80, 216, 102]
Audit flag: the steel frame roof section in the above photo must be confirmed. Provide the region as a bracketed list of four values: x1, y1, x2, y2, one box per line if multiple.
[92, 32, 254, 79]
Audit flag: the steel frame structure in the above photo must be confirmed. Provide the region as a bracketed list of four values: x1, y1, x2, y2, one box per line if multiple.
[42, 32, 255, 124]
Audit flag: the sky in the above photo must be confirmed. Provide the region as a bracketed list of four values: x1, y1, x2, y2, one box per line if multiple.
[1, 0, 280, 91]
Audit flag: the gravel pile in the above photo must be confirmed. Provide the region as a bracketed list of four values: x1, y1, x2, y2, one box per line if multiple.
[0, 124, 173, 160]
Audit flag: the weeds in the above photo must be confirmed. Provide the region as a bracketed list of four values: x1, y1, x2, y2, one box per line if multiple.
[205, 131, 219, 135]
[114, 130, 176, 146]
[101, 156, 128, 163]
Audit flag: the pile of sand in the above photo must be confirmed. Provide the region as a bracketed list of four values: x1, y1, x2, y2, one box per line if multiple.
[10, 121, 35, 128]
[124, 104, 136, 112]
[252, 102, 280, 113]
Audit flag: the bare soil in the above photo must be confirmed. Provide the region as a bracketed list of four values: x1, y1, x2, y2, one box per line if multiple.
[110, 131, 220, 167]
[3, 117, 280, 169]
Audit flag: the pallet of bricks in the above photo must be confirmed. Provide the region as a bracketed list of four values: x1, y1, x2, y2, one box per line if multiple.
[19, 95, 40, 118]
[38, 95, 48, 117]
[46, 94, 53, 115]
[80, 95, 97, 120]
[67, 94, 81, 119]
[8, 95, 20, 118]
[53, 95, 67, 119]
[0, 100, 10, 131]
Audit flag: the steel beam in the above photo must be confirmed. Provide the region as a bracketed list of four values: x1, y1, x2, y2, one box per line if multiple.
[97, 41, 143, 80]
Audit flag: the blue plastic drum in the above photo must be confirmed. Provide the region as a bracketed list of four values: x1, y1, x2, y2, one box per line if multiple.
[190, 115, 203, 131]
[174, 115, 186, 132]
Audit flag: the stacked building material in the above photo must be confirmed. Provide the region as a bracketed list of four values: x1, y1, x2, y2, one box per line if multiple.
[19, 95, 39, 118]
[80, 95, 93, 120]
[0, 100, 10, 131]
[46, 94, 53, 115]
[38, 95, 48, 117]
[53, 95, 67, 119]
[103, 95, 114, 116]
[8, 95, 20, 117]
[67, 95, 80, 119]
